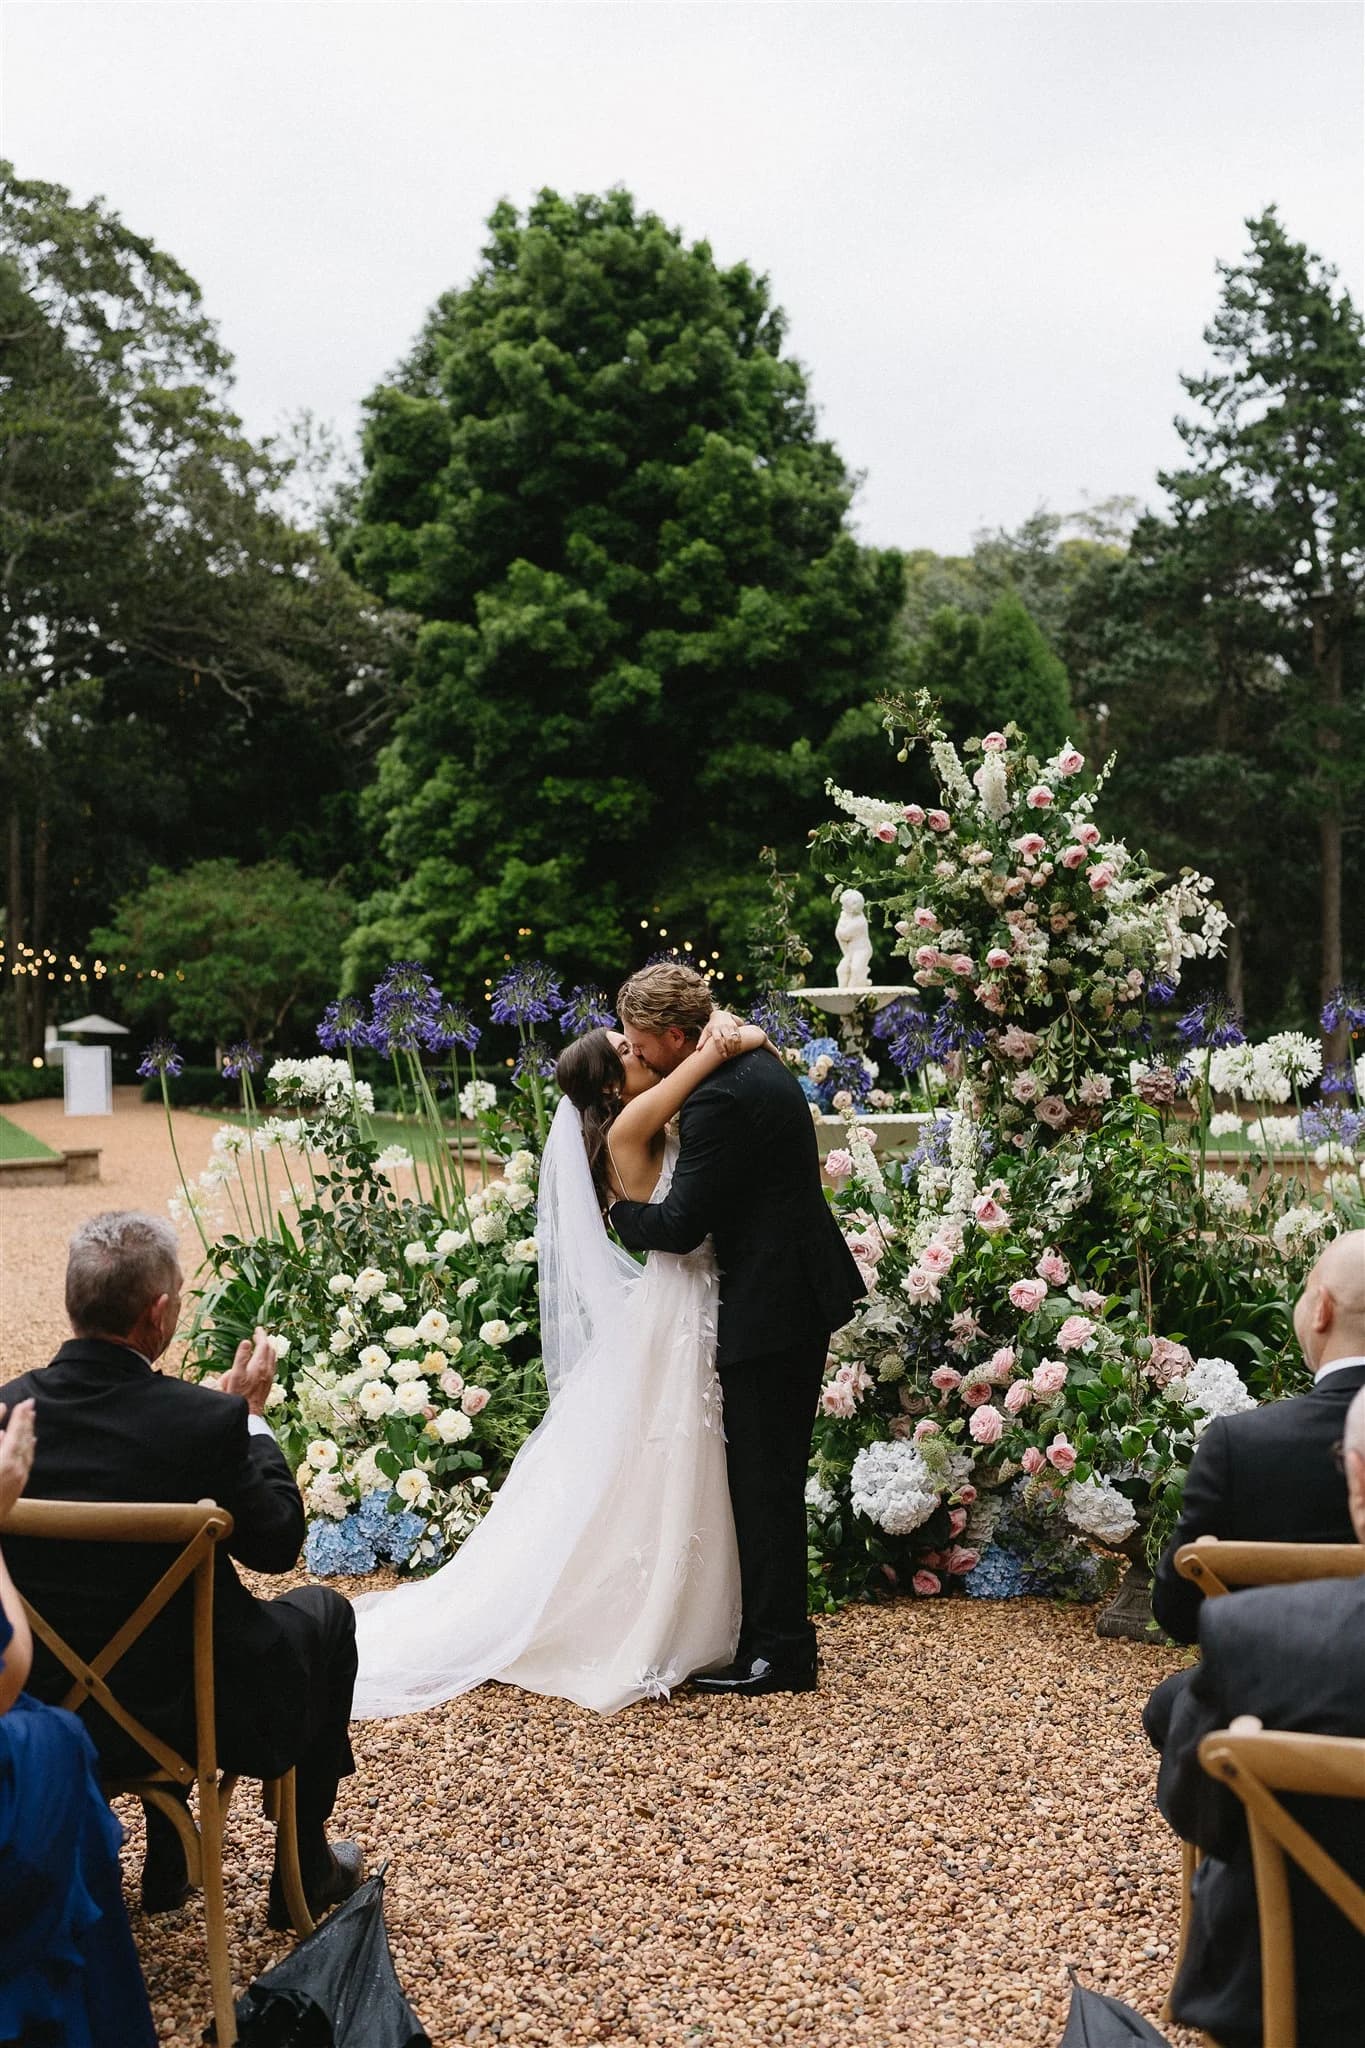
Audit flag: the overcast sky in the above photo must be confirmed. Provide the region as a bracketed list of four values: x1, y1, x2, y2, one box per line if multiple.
[3, 1, 1361, 553]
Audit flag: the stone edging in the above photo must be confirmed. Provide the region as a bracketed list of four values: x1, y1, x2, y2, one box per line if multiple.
[0, 1148, 101, 1188]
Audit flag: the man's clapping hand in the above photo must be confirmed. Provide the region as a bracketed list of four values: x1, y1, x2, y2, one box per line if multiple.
[216, 1328, 278, 1417]
[0, 1400, 36, 1519]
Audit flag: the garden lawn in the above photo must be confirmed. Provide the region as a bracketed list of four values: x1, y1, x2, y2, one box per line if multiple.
[0, 1111, 60, 1161]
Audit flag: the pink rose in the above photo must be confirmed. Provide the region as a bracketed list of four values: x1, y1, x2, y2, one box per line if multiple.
[824, 1149, 853, 1181]
[982, 731, 1008, 752]
[957, 1484, 978, 1505]
[902, 1267, 941, 1306]
[1031, 1360, 1068, 1395]
[945, 1546, 980, 1575]
[977, 982, 1006, 1014]
[913, 1419, 941, 1442]
[949, 954, 974, 977]
[820, 1380, 857, 1418]
[1026, 785, 1054, 809]
[914, 944, 942, 970]
[969, 1404, 1004, 1444]
[1079, 1289, 1106, 1312]
[1078, 1072, 1113, 1106]
[948, 1507, 968, 1536]
[986, 947, 1011, 969]
[972, 1192, 1010, 1232]
[1011, 1071, 1041, 1104]
[1057, 747, 1085, 776]
[1035, 1095, 1071, 1129]
[903, 804, 925, 825]
[1060, 844, 1088, 871]
[461, 1386, 490, 1416]
[998, 1025, 1040, 1060]
[1021, 1447, 1046, 1476]
[1046, 1435, 1078, 1474]
[875, 822, 897, 843]
[929, 1365, 962, 1394]
[1009, 1277, 1048, 1313]
[888, 1416, 912, 1440]
[1036, 1250, 1069, 1286]
[832, 1089, 853, 1114]
[988, 1345, 1017, 1381]
[912, 1570, 942, 1596]
[1056, 1315, 1095, 1353]
[913, 906, 939, 929]
[843, 1233, 881, 1266]
[1014, 832, 1047, 858]
[950, 1310, 981, 1341]
[921, 1241, 954, 1274]
[1004, 1380, 1032, 1414]
[962, 1379, 994, 1407]
[439, 1369, 465, 1398]
[1077, 822, 1101, 847]
[927, 809, 951, 832]
[1088, 862, 1116, 893]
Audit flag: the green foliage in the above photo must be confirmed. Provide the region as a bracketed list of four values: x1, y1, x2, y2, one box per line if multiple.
[93, 860, 354, 1046]
[903, 594, 1072, 755]
[0, 1066, 64, 1102]
[339, 188, 903, 991]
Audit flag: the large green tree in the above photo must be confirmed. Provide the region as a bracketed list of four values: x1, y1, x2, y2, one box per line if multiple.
[340, 188, 904, 991]
[0, 165, 397, 1059]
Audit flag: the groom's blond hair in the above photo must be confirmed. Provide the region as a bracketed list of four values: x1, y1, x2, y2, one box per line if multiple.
[617, 962, 714, 1036]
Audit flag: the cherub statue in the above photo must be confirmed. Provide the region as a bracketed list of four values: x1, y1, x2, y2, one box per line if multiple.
[835, 888, 873, 990]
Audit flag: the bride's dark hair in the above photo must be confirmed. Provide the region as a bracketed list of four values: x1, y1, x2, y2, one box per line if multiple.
[555, 1029, 625, 1212]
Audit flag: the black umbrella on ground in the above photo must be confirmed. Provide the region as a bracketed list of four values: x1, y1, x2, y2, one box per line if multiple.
[1059, 1969, 1173, 2045]
[235, 1871, 431, 2048]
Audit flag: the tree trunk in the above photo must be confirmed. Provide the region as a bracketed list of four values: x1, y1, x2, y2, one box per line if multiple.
[31, 811, 49, 1055]
[1224, 904, 1246, 1017]
[6, 807, 32, 1063]
[1315, 614, 1346, 1068]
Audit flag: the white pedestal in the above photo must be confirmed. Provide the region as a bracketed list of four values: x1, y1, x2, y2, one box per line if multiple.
[64, 1044, 113, 1116]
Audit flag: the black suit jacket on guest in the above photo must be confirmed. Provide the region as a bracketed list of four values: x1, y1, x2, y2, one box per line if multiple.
[1151, 1362, 1364, 1644]
[1157, 1576, 1365, 2048]
[3, 1338, 310, 1779]
[609, 1049, 865, 1367]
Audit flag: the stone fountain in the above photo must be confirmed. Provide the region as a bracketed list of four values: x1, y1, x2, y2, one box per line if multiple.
[791, 891, 938, 1158]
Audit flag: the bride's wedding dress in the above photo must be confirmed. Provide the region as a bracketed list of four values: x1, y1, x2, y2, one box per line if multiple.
[350, 1102, 741, 1717]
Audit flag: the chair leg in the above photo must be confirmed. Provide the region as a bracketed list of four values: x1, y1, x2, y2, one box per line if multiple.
[269, 1770, 316, 1937]
[1163, 1838, 1199, 2023]
[198, 1774, 236, 2048]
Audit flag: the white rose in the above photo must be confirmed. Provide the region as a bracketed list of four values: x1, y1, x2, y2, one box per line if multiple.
[358, 1380, 395, 1420]
[505, 1149, 537, 1186]
[305, 1438, 340, 1471]
[443, 1332, 464, 1358]
[378, 1291, 406, 1315]
[384, 1325, 419, 1351]
[434, 1230, 463, 1257]
[327, 1273, 354, 1296]
[394, 1467, 433, 1509]
[428, 1407, 474, 1444]
[457, 1277, 480, 1301]
[354, 1268, 389, 1299]
[504, 1182, 535, 1213]
[264, 1381, 287, 1410]
[404, 1241, 432, 1267]
[393, 1378, 431, 1415]
[358, 1345, 391, 1377]
[388, 1355, 423, 1384]
[328, 1328, 356, 1356]
[415, 1309, 449, 1345]
[268, 1335, 291, 1362]
[510, 1237, 539, 1264]
[334, 1306, 357, 1330]
[479, 1319, 511, 1347]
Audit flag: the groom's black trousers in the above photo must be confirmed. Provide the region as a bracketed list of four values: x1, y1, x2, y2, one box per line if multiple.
[719, 1336, 828, 1665]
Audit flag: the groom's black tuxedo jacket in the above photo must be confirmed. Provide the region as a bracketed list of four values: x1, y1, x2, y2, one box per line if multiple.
[3, 1338, 311, 1777]
[1150, 1361, 1365, 1644]
[609, 1048, 865, 1366]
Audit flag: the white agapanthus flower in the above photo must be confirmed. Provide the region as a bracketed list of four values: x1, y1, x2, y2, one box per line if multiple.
[268, 1055, 374, 1114]
[457, 1276, 480, 1301]
[1264, 1031, 1322, 1087]
[459, 1080, 498, 1118]
[1272, 1207, 1330, 1258]
[1171, 1355, 1258, 1424]
[1205, 1175, 1251, 1215]
[1251, 1115, 1302, 1151]
[1315, 1141, 1357, 1169]
[373, 1145, 413, 1174]
[1327, 1168, 1364, 1203]
[1208, 1112, 1244, 1139]
[1063, 1476, 1139, 1545]
[849, 1441, 940, 1536]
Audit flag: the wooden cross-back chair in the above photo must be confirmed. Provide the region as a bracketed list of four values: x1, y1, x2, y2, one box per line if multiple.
[0, 1496, 314, 2048]
[1163, 1538, 1365, 2031]
[1198, 1728, 1365, 2048]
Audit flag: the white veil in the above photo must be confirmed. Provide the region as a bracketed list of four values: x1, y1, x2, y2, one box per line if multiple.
[536, 1095, 644, 1399]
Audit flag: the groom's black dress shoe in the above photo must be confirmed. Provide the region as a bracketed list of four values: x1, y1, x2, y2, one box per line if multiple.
[691, 1654, 818, 1697]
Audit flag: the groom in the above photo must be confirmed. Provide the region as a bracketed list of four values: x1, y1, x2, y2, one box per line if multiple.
[609, 962, 865, 1695]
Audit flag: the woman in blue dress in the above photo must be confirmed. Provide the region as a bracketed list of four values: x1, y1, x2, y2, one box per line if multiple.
[0, 1395, 156, 2048]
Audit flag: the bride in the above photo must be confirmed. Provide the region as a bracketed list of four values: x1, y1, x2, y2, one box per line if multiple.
[350, 1016, 769, 1718]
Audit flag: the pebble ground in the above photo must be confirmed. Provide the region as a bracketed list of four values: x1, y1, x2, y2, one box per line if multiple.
[1, 1094, 1201, 2047]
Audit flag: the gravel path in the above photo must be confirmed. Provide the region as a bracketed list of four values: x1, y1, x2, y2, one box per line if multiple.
[0, 1093, 1200, 2047]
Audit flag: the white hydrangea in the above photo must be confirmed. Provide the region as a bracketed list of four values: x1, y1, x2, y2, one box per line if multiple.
[850, 1441, 940, 1535]
[347, 1446, 387, 1494]
[805, 1477, 839, 1519]
[1171, 1355, 1258, 1424]
[1272, 1206, 1330, 1258]
[1064, 1476, 1139, 1545]
[304, 1471, 350, 1520]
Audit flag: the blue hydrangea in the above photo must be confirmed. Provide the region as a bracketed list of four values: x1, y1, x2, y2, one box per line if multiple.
[357, 1489, 439, 1567]
[303, 1514, 378, 1576]
[961, 1545, 1032, 1599]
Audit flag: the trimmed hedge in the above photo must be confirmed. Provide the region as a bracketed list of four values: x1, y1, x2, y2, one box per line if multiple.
[139, 1066, 238, 1109]
[0, 1066, 65, 1103]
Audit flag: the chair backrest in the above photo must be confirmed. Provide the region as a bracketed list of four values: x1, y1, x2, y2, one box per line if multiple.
[0, 1497, 235, 1786]
[1174, 1540, 1365, 1600]
[1199, 1729, 1365, 2048]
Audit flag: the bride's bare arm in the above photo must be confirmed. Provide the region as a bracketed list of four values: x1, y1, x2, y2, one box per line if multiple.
[607, 1024, 768, 1201]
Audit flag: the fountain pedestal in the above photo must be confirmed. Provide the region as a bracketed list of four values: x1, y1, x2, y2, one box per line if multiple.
[791, 983, 936, 1158]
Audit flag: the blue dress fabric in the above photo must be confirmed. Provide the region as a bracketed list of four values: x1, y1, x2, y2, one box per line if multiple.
[0, 1606, 156, 2047]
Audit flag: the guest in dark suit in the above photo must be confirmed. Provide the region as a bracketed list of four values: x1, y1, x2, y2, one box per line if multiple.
[3, 1211, 362, 1926]
[608, 964, 865, 1695]
[1149, 1382, 1365, 2048]
[1151, 1227, 1365, 1644]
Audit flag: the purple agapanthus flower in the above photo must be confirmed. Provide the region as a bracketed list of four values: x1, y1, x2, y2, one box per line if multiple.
[1300, 1105, 1364, 1149]
[1145, 976, 1176, 1007]
[558, 986, 616, 1037]
[317, 996, 369, 1052]
[1175, 998, 1245, 1051]
[873, 997, 931, 1076]
[929, 1001, 985, 1063]
[425, 1001, 481, 1054]
[1321, 1062, 1358, 1098]
[370, 960, 442, 1054]
[221, 1042, 261, 1080]
[491, 963, 562, 1028]
[1322, 985, 1365, 1035]
[748, 993, 812, 1051]
[137, 1038, 183, 1080]
[512, 1037, 558, 1082]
